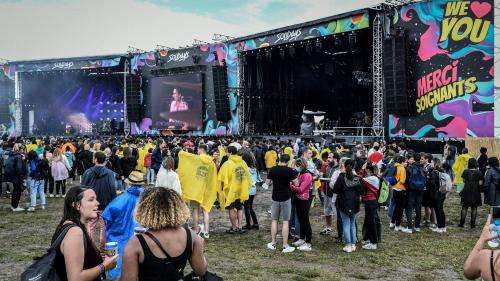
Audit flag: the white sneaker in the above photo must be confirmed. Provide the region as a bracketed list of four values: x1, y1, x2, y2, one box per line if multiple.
[267, 242, 276, 250]
[350, 244, 357, 252]
[49, 194, 54, 198]
[389, 223, 395, 228]
[298, 243, 312, 251]
[414, 227, 421, 232]
[343, 245, 352, 253]
[394, 226, 402, 232]
[362, 243, 377, 250]
[292, 239, 306, 247]
[61, 194, 65, 198]
[429, 224, 437, 229]
[436, 227, 447, 233]
[319, 227, 332, 235]
[27, 207, 35, 212]
[282, 245, 295, 253]
[41, 205, 45, 210]
[430, 227, 440, 232]
[401, 227, 413, 234]
[11, 207, 25, 212]
[361, 240, 369, 245]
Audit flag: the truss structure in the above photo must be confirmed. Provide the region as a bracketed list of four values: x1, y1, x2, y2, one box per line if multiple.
[372, 13, 385, 138]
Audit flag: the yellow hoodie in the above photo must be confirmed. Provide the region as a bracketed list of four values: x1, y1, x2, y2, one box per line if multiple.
[393, 163, 406, 191]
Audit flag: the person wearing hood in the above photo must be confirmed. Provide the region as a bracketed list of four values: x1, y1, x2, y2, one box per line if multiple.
[218, 145, 251, 234]
[453, 148, 471, 193]
[102, 170, 145, 281]
[484, 157, 499, 206]
[81, 151, 117, 211]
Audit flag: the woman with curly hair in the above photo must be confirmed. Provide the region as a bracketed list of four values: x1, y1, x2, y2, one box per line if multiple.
[121, 187, 207, 281]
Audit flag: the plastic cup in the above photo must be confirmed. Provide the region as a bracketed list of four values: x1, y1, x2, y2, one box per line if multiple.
[104, 242, 118, 257]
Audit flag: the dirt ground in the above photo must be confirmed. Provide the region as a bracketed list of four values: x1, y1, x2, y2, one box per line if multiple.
[0, 183, 489, 281]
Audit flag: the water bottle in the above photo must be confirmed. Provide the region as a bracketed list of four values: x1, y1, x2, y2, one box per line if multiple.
[487, 219, 500, 248]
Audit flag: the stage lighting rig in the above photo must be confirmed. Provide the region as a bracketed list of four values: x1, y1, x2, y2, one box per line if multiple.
[384, 0, 420, 7]
[155, 44, 173, 51]
[127, 46, 146, 57]
[193, 39, 209, 46]
[213, 33, 235, 42]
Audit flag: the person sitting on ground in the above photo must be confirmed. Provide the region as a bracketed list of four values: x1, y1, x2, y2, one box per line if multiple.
[463, 215, 499, 281]
[121, 187, 207, 281]
[51, 186, 118, 281]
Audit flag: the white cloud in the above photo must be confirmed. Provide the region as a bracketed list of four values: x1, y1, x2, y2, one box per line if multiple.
[0, 0, 382, 61]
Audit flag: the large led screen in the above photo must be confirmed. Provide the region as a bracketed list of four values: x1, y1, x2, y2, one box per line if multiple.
[21, 73, 124, 135]
[148, 73, 203, 131]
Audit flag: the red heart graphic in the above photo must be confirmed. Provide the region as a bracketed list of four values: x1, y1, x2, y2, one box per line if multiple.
[470, 1, 491, 18]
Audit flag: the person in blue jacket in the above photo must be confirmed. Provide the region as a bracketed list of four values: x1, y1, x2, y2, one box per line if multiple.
[102, 171, 145, 280]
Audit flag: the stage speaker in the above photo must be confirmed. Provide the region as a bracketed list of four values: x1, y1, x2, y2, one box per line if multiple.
[212, 65, 230, 122]
[126, 74, 142, 122]
[383, 34, 414, 116]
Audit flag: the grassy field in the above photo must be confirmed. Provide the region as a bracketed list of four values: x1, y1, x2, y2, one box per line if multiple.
[0, 185, 489, 281]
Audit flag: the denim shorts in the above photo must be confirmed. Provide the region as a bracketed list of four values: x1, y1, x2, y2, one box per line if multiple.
[271, 199, 291, 221]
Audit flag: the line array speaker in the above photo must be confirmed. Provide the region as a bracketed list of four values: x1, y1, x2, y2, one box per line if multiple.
[383, 34, 414, 116]
[212, 65, 230, 122]
[126, 75, 142, 122]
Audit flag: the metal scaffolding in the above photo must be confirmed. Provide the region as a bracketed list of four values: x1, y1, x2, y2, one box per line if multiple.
[372, 13, 384, 138]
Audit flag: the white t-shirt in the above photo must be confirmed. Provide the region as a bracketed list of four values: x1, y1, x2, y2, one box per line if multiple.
[155, 167, 182, 195]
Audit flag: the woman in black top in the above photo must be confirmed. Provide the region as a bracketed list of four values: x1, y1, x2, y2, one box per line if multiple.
[459, 158, 482, 229]
[122, 187, 207, 281]
[52, 186, 118, 280]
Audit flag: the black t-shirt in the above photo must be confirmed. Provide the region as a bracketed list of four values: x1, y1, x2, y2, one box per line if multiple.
[267, 165, 298, 202]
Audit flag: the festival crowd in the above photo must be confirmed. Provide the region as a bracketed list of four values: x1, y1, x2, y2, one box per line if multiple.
[1, 136, 498, 280]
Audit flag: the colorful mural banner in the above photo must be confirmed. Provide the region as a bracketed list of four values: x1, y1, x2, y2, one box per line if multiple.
[2, 57, 122, 80]
[389, 0, 494, 139]
[233, 12, 369, 51]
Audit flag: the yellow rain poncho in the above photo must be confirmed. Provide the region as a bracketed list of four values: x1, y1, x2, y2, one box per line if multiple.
[217, 155, 251, 208]
[453, 153, 472, 185]
[177, 151, 219, 212]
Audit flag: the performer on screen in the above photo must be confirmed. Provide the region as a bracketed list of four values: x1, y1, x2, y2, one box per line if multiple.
[169, 88, 189, 112]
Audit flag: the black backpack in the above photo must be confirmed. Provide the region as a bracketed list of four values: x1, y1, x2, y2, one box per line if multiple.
[20, 223, 84, 281]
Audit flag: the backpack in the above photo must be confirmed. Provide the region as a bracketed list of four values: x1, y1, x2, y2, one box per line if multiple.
[384, 164, 397, 186]
[29, 159, 44, 180]
[378, 178, 391, 205]
[20, 223, 85, 281]
[438, 171, 453, 194]
[408, 165, 427, 190]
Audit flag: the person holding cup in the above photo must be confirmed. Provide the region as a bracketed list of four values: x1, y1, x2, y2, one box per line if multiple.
[51, 186, 118, 281]
[464, 214, 499, 280]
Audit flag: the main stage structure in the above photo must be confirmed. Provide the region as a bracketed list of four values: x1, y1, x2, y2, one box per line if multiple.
[0, 0, 496, 141]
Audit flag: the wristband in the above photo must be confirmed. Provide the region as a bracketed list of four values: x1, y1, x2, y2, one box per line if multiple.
[98, 263, 105, 275]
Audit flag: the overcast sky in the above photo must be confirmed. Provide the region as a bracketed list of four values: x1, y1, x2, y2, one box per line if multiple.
[0, 0, 383, 61]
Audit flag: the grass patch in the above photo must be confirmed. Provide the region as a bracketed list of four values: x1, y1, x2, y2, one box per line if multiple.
[0, 188, 487, 281]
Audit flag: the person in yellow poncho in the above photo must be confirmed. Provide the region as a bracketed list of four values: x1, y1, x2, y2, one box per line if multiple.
[26, 140, 37, 153]
[265, 148, 278, 170]
[177, 145, 218, 239]
[218, 145, 252, 234]
[453, 148, 472, 193]
[283, 146, 294, 166]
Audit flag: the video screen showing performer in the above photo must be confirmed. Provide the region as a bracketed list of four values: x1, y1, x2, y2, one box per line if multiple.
[149, 73, 203, 131]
